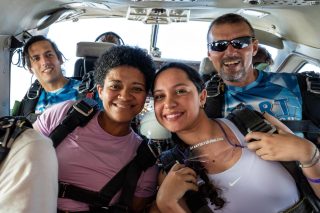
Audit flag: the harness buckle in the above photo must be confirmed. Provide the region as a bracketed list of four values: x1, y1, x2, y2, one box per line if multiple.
[73, 100, 94, 117]
[307, 76, 320, 94]
[59, 182, 70, 198]
[26, 81, 42, 99]
[247, 119, 277, 134]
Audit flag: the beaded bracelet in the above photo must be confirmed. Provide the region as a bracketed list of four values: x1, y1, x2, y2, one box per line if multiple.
[307, 177, 320, 184]
[299, 146, 320, 168]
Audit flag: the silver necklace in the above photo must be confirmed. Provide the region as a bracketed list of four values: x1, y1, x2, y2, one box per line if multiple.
[189, 137, 224, 150]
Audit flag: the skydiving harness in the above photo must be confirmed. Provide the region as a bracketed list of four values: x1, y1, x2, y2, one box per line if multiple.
[0, 116, 32, 164]
[12, 74, 91, 123]
[204, 71, 320, 141]
[160, 105, 319, 213]
[49, 98, 158, 212]
[227, 105, 320, 213]
[12, 80, 42, 123]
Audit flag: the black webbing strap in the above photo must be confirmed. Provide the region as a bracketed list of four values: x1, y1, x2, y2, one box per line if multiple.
[15, 80, 42, 121]
[204, 74, 224, 119]
[58, 162, 131, 207]
[281, 161, 320, 212]
[49, 98, 98, 148]
[226, 104, 276, 136]
[116, 140, 157, 208]
[57, 140, 158, 210]
[282, 120, 320, 133]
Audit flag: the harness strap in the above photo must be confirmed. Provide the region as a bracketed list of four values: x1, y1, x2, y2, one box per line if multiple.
[58, 161, 131, 207]
[57, 140, 158, 210]
[49, 98, 98, 148]
[0, 116, 32, 163]
[283, 120, 320, 133]
[116, 140, 157, 207]
[13, 80, 42, 122]
[204, 74, 224, 119]
[226, 104, 276, 136]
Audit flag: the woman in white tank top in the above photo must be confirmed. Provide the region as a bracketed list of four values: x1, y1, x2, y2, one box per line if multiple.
[151, 62, 320, 213]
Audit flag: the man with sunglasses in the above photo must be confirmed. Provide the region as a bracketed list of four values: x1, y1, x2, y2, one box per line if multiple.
[205, 13, 320, 138]
[201, 12, 320, 212]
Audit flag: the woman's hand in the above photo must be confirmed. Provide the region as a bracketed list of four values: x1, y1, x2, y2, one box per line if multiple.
[156, 163, 198, 213]
[245, 112, 315, 163]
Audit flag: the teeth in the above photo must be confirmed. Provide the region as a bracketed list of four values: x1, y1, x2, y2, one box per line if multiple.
[116, 104, 130, 109]
[224, 60, 239, 65]
[43, 68, 53, 72]
[166, 113, 180, 119]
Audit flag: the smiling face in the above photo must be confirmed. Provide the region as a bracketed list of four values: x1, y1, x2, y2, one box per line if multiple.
[97, 65, 147, 124]
[207, 22, 258, 87]
[153, 68, 206, 133]
[28, 40, 64, 89]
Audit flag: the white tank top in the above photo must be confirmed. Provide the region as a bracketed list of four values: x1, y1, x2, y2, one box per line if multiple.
[208, 119, 299, 213]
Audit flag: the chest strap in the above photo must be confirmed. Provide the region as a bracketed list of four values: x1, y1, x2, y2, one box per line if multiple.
[49, 98, 99, 148]
[58, 140, 157, 210]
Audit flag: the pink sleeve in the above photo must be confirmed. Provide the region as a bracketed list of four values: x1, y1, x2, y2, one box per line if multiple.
[134, 165, 159, 198]
[33, 100, 75, 137]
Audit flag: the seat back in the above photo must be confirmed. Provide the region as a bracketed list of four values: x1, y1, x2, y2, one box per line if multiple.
[199, 57, 217, 82]
[74, 41, 116, 78]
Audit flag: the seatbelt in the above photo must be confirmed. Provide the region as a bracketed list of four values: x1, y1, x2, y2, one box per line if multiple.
[49, 98, 99, 147]
[0, 116, 32, 163]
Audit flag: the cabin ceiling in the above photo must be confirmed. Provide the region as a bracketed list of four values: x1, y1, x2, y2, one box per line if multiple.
[0, 0, 319, 48]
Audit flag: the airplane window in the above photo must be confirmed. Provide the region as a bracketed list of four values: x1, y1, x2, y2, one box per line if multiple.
[9, 18, 210, 109]
[156, 21, 210, 61]
[8, 18, 281, 110]
[298, 63, 320, 73]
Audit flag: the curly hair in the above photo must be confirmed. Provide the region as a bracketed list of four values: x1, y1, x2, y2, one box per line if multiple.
[94, 45, 156, 92]
[22, 35, 65, 69]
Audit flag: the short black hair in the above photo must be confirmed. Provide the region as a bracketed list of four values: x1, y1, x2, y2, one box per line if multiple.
[22, 35, 64, 69]
[152, 62, 204, 94]
[207, 13, 255, 43]
[94, 45, 156, 92]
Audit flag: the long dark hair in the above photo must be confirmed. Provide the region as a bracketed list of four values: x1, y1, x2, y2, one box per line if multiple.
[154, 62, 225, 209]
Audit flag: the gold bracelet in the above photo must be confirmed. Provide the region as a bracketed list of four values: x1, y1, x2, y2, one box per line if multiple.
[299, 146, 320, 168]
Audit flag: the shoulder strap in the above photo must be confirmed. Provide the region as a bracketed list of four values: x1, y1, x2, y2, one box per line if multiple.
[204, 74, 225, 119]
[49, 98, 99, 147]
[226, 105, 320, 211]
[14, 80, 42, 122]
[0, 116, 32, 163]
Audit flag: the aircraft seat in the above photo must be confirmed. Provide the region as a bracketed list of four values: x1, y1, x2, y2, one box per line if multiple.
[74, 41, 115, 78]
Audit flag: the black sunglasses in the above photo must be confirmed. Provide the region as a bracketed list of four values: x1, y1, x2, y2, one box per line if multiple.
[208, 36, 255, 52]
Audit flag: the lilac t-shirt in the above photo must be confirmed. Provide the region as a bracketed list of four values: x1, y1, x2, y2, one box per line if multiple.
[34, 100, 158, 211]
